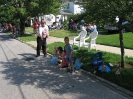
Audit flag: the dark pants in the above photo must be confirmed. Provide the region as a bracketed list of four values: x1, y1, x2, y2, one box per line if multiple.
[36, 36, 46, 56]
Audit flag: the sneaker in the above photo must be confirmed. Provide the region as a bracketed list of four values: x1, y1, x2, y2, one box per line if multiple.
[70, 68, 75, 73]
[67, 68, 71, 72]
[44, 54, 47, 57]
[71, 71, 76, 74]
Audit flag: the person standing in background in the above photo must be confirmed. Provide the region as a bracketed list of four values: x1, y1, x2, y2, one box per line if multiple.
[36, 20, 49, 57]
[33, 19, 38, 36]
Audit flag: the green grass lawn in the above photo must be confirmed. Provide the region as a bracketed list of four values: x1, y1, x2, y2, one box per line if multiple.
[24, 27, 133, 49]
[49, 29, 133, 49]
[19, 34, 36, 42]
[6, 32, 12, 35]
[96, 32, 133, 49]
[47, 42, 133, 92]
[49, 29, 78, 38]
[25, 27, 78, 38]
[25, 27, 33, 34]
[47, 28, 133, 49]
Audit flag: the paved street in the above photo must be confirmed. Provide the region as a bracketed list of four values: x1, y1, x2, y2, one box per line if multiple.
[0, 33, 131, 99]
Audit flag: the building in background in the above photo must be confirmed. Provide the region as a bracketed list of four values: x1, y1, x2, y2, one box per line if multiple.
[62, 1, 84, 14]
[30, 1, 85, 26]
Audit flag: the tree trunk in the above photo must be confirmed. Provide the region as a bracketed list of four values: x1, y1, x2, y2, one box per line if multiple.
[20, 18, 25, 35]
[118, 19, 125, 68]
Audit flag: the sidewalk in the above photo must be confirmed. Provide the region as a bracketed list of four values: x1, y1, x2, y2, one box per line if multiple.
[27, 36, 133, 58]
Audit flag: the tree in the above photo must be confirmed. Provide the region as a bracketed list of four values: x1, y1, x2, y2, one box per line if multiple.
[84, 0, 133, 68]
[0, 0, 62, 35]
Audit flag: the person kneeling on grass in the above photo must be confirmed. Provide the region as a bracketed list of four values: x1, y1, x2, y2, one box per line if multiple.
[56, 46, 68, 69]
[64, 37, 74, 73]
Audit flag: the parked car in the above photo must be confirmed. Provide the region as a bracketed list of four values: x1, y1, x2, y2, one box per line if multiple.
[104, 21, 133, 33]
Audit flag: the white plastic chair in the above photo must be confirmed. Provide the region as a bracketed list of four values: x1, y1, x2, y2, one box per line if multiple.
[76, 25, 86, 33]
[83, 30, 98, 52]
[73, 30, 87, 50]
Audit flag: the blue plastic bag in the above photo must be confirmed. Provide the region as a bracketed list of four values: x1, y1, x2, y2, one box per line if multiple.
[98, 65, 111, 73]
[51, 57, 58, 65]
[74, 58, 83, 70]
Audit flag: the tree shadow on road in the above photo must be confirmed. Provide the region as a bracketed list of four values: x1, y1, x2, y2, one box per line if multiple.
[1, 54, 126, 99]
[0, 33, 14, 41]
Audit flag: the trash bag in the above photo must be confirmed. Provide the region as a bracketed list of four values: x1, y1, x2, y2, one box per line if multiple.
[98, 65, 111, 73]
[74, 58, 83, 70]
[51, 57, 58, 65]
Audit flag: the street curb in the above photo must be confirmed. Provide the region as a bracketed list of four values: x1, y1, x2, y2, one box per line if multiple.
[13, 35, 133, 97]
[81, 69, 133, 97]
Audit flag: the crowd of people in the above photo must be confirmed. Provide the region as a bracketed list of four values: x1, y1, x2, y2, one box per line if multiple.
[32, 18, 98, 35]
[52, 37, 76, 73]
[33, 18, 63, 35]
[0, 23, 13, 33]
[68, 19, 98, 33]
[0, 23, 20, 38]
[51, 36, 83, 73]
[35, 19, 77, 73]
[48, 20, 63, 30]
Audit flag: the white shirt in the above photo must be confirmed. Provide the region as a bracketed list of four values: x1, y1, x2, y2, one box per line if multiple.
[38, 25, 49, 38]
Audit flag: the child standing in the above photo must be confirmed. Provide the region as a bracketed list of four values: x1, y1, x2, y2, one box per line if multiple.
[64, 37, 74, 73]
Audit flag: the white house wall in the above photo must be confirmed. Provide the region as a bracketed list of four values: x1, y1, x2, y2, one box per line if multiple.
[63, 2, 84, 14]
[74, 4, 84, 14]
[68, 2, 74, 13]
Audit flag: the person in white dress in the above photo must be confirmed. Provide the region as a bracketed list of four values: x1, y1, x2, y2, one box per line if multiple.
[36, 20, 49, 57]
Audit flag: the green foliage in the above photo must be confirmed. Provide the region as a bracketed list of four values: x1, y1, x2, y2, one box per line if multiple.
[0, 5, 16, 23]
[68, 13, 86, 23]
[0, 0, 62, 24]
[84, 0, 133, 68]
[84, 0, 133, 24]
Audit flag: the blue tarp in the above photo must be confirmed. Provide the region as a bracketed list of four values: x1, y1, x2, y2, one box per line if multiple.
[74, 58, 83, 70]
[51, 57, 58, 65]
[98, 65, 111, 73]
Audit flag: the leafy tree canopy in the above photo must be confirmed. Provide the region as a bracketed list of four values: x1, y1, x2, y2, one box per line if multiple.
[83, 0, 133, 25]
[0, 0, 62, 23]
[0, 0, 62, 34]
[83, 0, 133, 68]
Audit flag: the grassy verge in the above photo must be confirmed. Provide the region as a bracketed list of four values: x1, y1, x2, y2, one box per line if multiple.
[6, 27, 36, 42]
[25, 27, 78, 38]
[47, 42, 133, 92]
[25, 27, 33, 34]
[6, 32, 12, 35]
[96, 32, 133, 49]
[18, 34, 36, 42]
[49, 29, 78, 38]
[24, 27, 133, 49]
